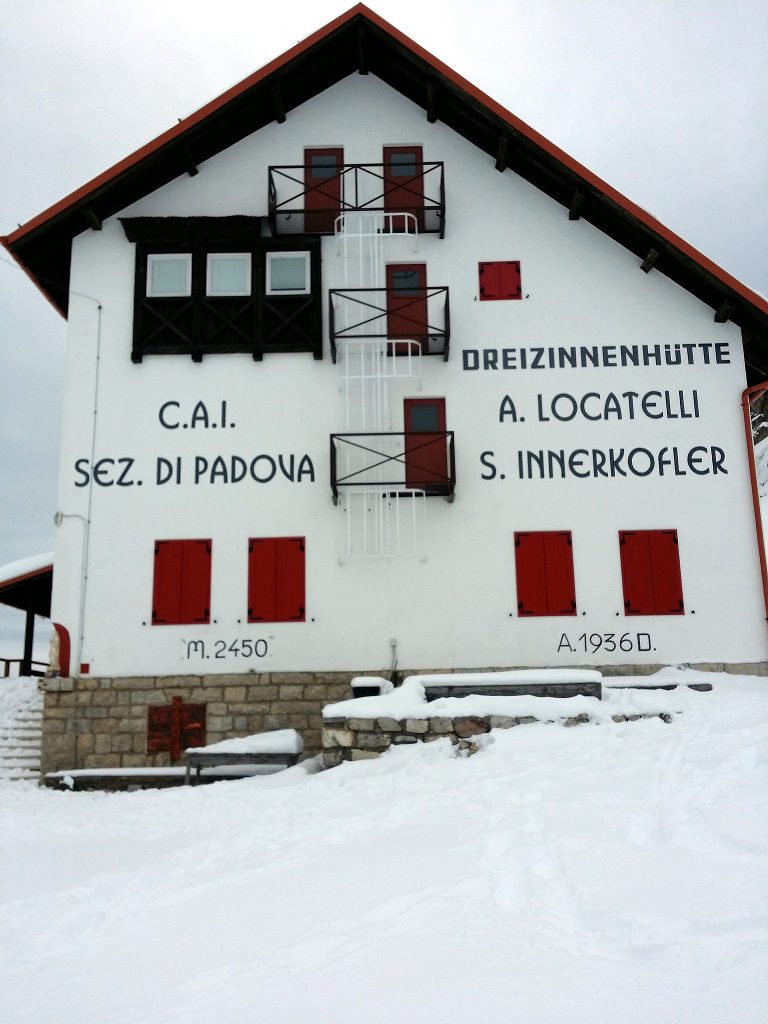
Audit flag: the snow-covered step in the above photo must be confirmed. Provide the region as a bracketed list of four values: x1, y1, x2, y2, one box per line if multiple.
[0, 677, 44, 782]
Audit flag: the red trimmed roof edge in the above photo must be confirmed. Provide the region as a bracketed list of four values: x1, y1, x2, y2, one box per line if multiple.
[3, 3, 767, 320]
[0, 564, 53, 592]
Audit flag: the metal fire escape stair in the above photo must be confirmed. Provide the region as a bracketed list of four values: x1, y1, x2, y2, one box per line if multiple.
[333, 211, 426, 559]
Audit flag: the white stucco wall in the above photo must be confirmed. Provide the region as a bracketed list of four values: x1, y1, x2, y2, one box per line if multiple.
[51, 74, 767, 676]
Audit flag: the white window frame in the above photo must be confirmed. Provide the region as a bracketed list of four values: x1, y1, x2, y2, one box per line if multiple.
[146, 253, 192, 298]
[266, 251, 311, 296]
[206, 252, 252, 297]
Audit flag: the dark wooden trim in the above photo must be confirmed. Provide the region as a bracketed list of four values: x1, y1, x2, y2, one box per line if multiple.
[121, 216, 262, 243]
[568, 190, 585, 221]
[357, 27, 368, 74]
[83, 208, 102, 231]
[271, 84, 286, 124]
[640, 248, 659, 273]
[426, 81, 438, 123]
[715, 298, 735, 324]
[180, 146, 199, 177]
[495, 135, 508, 172]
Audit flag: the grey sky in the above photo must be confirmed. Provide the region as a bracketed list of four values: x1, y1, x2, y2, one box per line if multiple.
[1, 0, 767, 657]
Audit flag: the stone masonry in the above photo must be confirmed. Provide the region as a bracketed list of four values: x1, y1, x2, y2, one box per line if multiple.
[40, 671, 356, 775]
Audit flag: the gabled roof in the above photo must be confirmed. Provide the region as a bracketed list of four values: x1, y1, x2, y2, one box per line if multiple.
[0, 553, 53, 617]
[3, 4, 768, 376]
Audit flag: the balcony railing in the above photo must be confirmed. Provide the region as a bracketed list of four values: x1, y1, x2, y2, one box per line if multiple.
[268, 162, 445, 237]
[330, 432, 456, 502]
[329, 287, 450, 362]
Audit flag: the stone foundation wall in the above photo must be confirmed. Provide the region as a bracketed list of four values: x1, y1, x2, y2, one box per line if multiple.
[40, 672, 355, 775]
[322, 712, 594, 765]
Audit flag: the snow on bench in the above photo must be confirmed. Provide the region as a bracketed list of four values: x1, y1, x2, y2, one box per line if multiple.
[415, 669, 603, 701]
[184, 728, 304, 785]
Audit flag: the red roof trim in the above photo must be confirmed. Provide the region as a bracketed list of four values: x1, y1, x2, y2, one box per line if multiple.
[3, 3, 767, 318]
[0, 564, 53, 592]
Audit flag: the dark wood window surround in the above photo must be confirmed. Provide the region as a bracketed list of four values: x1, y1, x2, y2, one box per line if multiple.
[121, 217, 322, 362]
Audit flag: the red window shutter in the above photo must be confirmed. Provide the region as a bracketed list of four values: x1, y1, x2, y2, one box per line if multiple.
[515, 531, 576, 616]
[179, 540, 212, 624]
[248, 537, 306, 622]
[479, 261, 521, 300]
[275, 537, 306, 621]
[620, 530, 684, 615]
[147, 704, 172, 752]
[152, 539, 211, 625]
[543, 532, 577, 615]
[248, 538, 277, 622]
[180, 702, 207, 750]
[649, 530, 684, 614]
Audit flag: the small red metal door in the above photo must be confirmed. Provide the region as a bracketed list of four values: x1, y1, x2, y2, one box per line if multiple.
[304, 148, 343, 233]
[383, 146, 424, 232]
[386, 264, 428, 354]
[404, 397, 448, 493]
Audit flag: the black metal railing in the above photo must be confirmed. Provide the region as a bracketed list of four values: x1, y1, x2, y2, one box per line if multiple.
[268, 162, 445, 237]
[1, 656, 47, 678]
[329, 287, 450, 361]
[330, 432, 456, 502]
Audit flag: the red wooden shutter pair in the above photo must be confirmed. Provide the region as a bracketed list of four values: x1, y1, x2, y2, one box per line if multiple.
[147, 697, 206, 760]
[479, 261, 522, 300]
[515, 531, 576, 616]
[619, 530, 684, 615]
[152, 539, 211, 625]
[248, 537, 305, 622]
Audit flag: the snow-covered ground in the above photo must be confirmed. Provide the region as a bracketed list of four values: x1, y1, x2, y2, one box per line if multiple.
[1, 671, 767, 1024]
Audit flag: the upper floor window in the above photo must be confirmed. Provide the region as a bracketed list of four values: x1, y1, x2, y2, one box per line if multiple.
[266, 251, 310, 295]
[206, 253, 251, 296]
[147, 254, 192, 297]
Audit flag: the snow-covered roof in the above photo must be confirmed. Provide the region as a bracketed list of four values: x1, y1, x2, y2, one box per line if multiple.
[0, 552, 53, 588]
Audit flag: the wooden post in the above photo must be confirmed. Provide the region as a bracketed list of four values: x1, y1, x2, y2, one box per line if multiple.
[22, 601, 35, 677]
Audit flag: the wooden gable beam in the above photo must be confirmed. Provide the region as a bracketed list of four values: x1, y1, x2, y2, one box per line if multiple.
[180, 146, 199, 177]
[271, 85, 286, 124]
[640, 248, 659, 273]
[426, 82, 438, 124]
[357, 28, 368, 75]
[568, 190, 585, 221]
[82, 208, 102, 231]
[714, 298, 736, 324]
[495, 135, 509, 172]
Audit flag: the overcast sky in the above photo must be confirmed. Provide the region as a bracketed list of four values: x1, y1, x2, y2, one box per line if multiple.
[1, 0, 767, 657]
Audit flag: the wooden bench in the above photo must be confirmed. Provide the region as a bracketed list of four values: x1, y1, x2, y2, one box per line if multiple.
[184, 749, 299, 785]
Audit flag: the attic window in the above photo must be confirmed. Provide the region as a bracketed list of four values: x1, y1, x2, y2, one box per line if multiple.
[266, 251, 310, 295]
[147, 254, 191, 297]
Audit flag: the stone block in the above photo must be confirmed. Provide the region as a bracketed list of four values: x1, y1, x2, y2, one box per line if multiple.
[84, 707, 108, 719]
[76, 678, 99, 691]
[357, 732, 391, 750]
[43, 719, 66, 735]
[111, 735, 133, 753]
[279, 685, 305, 700]
[208, 716, 233, 731]
[84, 754, 120, 769]
[322, 726, 356, 749]
[564, 713, 590, 727]
[392, 735, 418, 744]
[516, 716, 537, 725]
[233, 716, 248, 731]
[489, 715, 520, 729]
[288, 713, 310, 730]
[130, 690, 159, 704]
[93, 734, 112, 754]
[76, 734, 94, 754]
[323, 750, 343, 768]
[91, 691, 118, 707]
[404, 719, 429, 734]
[271, 701, 316, 715]
[454, 717, 490, 738]
[122, 755, 149, 768]
[207, 702, 228, 715]
[429, 718, 455, 734]
[224, 686, 247, 702]
[349, 749, 379, 760]
[347, 718, 375, 731]
[272, 673, 313, 686]
[247, 685, 279, 701]
[111, 677, 153, 690]
[304, 684, 330, 700]
[44, 677, 74, 692]
[92, 718, 119, 734]
[377, 718, 402, 732]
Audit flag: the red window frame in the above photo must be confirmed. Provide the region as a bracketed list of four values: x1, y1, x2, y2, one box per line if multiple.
[248, 537, 306, 623]
[619, 530, 684, 615]
[152, 539, 211, 625]
[514, 531, 577, 616]
[479, 261, 522, 300]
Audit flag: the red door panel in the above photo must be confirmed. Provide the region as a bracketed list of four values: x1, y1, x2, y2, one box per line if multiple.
[275, 537, 306, 622]
[248, 538, 278, 622]
[544, 532, 577, 615]
[304, 147, 343, 233]
[619, 531, 656, 614]
[515, 532, 549, 616]
[152, 539, 211, 625]
[383, 146, 424, 232]
[386, 264, 428, 354]
[404, 397, 448, 493]
[515, 531, 576, 616]
[179, 540, 212, 624]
